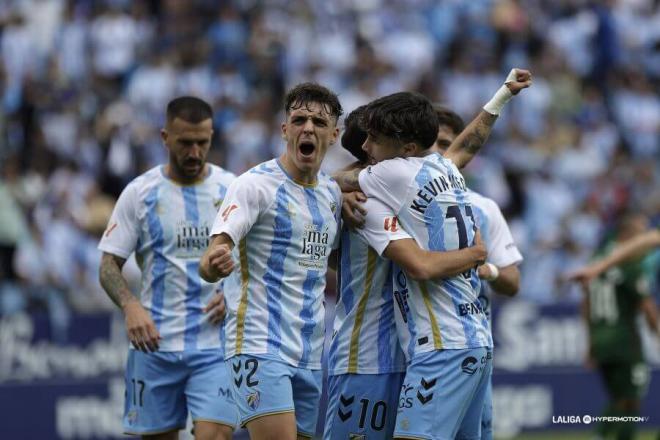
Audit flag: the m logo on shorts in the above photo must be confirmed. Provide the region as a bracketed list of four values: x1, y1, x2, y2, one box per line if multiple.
[247, 391, 260, 410]
[461, 356, 478, 375]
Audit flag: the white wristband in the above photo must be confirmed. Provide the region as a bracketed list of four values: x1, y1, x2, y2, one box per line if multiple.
[484, 262, 500, 281]
[483, 69, 517, 115]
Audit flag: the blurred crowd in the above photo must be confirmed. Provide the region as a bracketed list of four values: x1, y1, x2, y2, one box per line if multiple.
[0, 0, 658, 334]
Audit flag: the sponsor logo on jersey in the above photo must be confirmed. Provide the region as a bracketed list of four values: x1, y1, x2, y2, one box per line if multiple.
[176, 221, 210, 257]
[299, 223, 330, 269]
[458, 301, 485, 316]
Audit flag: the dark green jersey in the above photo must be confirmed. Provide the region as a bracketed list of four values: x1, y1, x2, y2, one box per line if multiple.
[588, 243, 651, 363]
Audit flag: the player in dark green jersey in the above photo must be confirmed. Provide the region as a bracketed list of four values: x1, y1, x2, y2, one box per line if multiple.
[581, 215, 659, 440]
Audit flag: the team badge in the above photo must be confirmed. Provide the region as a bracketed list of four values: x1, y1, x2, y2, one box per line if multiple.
[330, 201, 337, 214]
[127, 409, 138, 425]
[247, 391, 260, 410]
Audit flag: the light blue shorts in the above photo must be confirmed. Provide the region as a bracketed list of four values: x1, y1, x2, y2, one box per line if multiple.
[394, 347, 493, 440]
[227, 353, 322, 438]
[478, 377, 493, 440]
[324, 372, 405, 440]
[123, 349, 238, 435]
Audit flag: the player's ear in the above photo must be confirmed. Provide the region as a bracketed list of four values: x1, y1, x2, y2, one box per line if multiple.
[281, 122, 287, 140]
[402, 142, 418, 157]
[160, 128, 168, 144]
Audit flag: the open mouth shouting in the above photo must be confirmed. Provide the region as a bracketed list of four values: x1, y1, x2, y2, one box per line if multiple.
[297, 140, 316, 161]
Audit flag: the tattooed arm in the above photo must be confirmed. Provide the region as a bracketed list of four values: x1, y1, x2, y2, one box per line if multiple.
[445, 68, 532, 169]
[443, 110, 498, 169]
[99, 253, 135, 308]
[99, 252, 160, 352]
[332, 167, 362, 192]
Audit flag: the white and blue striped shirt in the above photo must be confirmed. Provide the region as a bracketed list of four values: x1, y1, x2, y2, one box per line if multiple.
[98, 164, 236, 352]
[359, 153, 492, 360]
[211, 159, 342, 369]
[467, 190, 523, 319]
[328, 198, 409, 376]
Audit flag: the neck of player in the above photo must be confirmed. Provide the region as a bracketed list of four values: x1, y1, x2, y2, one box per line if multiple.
[279, 153, 317, 186]
[166, 163, 208, 185]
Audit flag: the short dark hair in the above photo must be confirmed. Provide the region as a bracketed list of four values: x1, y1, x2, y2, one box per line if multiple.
[166, 96, 213, 123]
[284, 82, 343, 122]
[433, 105, 465, 136]
[341, 105, 368, 163]
[361, 92, 438, 150]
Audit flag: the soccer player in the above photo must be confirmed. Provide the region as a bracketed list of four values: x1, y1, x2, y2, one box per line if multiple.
[332, 69, 531, 440]
[431, 105, 523, 440]
[578, 214, 659, 440]
[98, 97, 238, 439]
[324, 106, 489, 440]
[199, 83, 343, 440]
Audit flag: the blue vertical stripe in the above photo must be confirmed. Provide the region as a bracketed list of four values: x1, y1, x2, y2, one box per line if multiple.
[264, 185, 292, 353]
[145, 186, 166, 330]
[450, 170, 480, 343]
[377, 263, 394, 373]
[182, 186, 202, 350]
[299, 187, 325, 366]
[339, 230, 355, 311]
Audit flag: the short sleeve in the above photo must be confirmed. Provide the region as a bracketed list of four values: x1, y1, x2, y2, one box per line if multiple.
[98, 183, 140, 259]
[482, 200, 523, 268]
[210, 176, 263, 246]
[357, 198, 411, 256]
[358, 158, 413, 213]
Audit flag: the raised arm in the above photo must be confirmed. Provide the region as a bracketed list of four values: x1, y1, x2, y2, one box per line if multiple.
[383, 232, 487, 281]
[99, 252, 160, 352]
[444, 68, 532, 169]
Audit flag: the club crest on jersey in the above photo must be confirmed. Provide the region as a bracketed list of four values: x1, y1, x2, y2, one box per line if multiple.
[246, 391, 260, 410]
[330, 201, 337, 214]
[213, 198, 223, 209]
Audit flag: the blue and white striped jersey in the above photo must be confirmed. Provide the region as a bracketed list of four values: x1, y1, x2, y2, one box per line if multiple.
[467, 190, 523, 319]
[359, 153, 492, 360]
[98, 164, 236, 352]
[211, 159, 342, 369]
[328, 198, 409, 376]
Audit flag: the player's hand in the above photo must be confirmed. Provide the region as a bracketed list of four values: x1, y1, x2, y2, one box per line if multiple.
[477, 263, 494, 279]
[564, 265, 600, 285]
[122, 300, 161, 352]
[204, 290, 227, 325]
[342, 191, 367, 229]
[207, 243, 235, 279]
[472, 230, 488, 266]
[505, 68, 532, 95]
